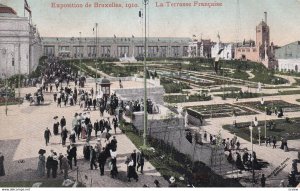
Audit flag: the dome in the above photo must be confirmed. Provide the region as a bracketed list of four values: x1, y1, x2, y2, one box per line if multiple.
[0, 4, 17, 15]
[99, 78, 111, 85]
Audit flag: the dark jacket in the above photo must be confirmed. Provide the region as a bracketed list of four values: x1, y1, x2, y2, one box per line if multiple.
[44, 129, 51, 138]
[98, 151, 107, 164]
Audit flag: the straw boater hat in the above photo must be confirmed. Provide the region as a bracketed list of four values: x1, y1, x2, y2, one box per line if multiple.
[169, 176, 175, 183]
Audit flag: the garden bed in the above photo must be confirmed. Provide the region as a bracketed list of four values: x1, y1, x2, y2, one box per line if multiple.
[186, 104, 258, 119]
[223, 117, 300, 143]
[210, 87, 241, 92]
[164, 94, 211, 103]
[236, 100, 300, 113]
[87, 62, 144, 77]
[161, 77, 192, 93]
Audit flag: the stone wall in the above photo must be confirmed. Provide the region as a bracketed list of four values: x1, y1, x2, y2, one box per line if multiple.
[132, 111, 214, 166]
[113, 77, 164, 104]
[187, 114, 202, 126]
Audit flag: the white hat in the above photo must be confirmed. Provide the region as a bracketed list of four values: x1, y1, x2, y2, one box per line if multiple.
[169, 176, 175, 183]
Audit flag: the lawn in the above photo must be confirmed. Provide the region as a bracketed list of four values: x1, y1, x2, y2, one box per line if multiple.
[278, 89, 300, 95]
[263, 86, 297, 89]
[186, 104, 258, 119]
[223, 117, 300, 144]
[210, 87, 241, 92]
[87, 62, 144, 77]
[161, 77, 192, 93]
[214, 91, 261, 99]
[237, 100, 300, 113]
[163, 94, 211, 103]
[224, 69, 250, 81]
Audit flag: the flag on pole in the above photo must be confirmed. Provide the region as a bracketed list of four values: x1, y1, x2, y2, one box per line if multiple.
[217, 48, 224, 55]
[24, 0, 31, 15]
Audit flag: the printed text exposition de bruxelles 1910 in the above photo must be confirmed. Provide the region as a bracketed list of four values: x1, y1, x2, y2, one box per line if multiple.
[50, 1, 223, 9]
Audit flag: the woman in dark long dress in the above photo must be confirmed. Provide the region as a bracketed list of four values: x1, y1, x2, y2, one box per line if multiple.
[37, 153, 46, 177]
[127, 157, 138, 182]
[53, 119, 59, 135]
[0, 152, 5, 176]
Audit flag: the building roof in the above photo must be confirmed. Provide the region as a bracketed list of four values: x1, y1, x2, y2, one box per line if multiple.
[99, 78, 111, 85]
[257, 20, 268, 27]
[41, 37, 192, 45]
[0, 4, 17, 16]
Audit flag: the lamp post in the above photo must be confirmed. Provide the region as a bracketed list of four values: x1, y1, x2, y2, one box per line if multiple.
[142, 0, 149, 148]
[264, 106, 267, 144]
[260, 98, 267, 144]
[79, 32, 82, 75]
[249, 125, 254, 186]
[94, 23, 98, 93]
[258, 127, 261, 146]
[1, 48, 8, 116]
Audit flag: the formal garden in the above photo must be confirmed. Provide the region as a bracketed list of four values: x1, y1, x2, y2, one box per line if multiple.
[237, 100, 300, 113]
[160, 77, 192, 93]
[87, 62, 144, 77]
[223, 117, 300, 144]
[164, 93, 211, 103]
[209, 87, 241, 92]
[186, 104, 258, 119]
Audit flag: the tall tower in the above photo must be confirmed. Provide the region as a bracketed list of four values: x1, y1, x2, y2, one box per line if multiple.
[256, 12, 270, 48]
[256, 12, 270, 60]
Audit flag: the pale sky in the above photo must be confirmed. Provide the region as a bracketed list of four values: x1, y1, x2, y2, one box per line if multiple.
[2, 0, 300, 46]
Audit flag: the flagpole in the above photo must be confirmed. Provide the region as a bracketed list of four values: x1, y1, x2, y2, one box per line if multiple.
[95, 23, 98, 93]
[5, 49, 8, 116]
[18, 43, 21, 106]
[79, 32, 82, 75]
[142, 0, 149, 148]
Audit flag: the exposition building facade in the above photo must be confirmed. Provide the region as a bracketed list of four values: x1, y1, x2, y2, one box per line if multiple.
[0, 4, 42, 79]
[42, 37, 191, 59]
[275, 41, 300, 72]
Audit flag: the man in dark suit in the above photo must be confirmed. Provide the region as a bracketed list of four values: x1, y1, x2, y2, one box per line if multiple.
[90, 146, 97, 170]
[46, 155, 53, 178]
[61, 127, 68, 146]
[70, 144, 77, 168]
[60, 116, 66, 130]
[98, 148, 107, 176]
[94, 120, 99, 137]
[44, 127, 51, 146]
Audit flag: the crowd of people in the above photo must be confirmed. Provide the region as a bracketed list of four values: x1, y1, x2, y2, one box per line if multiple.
[40, 104, 149, 184]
